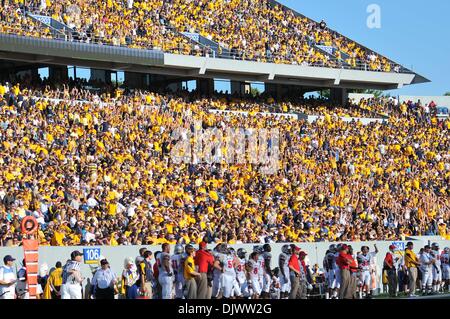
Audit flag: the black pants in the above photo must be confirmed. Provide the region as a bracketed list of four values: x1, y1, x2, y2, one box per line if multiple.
[95, 287, 115, 299]
[51, 286, 61, 299]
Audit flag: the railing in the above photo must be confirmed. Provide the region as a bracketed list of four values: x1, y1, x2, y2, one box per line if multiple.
[1, 13, 409, 74]
[0, 26, 408, 73]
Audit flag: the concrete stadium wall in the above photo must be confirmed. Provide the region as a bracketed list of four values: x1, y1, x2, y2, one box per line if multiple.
[1, 237, 449, 293]
[399, 96, 450, 107]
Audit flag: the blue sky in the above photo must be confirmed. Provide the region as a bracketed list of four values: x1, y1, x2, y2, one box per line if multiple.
[279, 0, 450, 96]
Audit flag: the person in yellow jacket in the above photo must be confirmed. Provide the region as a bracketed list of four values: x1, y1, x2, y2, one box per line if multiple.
[43, 262, 63, 299]
[404, 242, 421, 297]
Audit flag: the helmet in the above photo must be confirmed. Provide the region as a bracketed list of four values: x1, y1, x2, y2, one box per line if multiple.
[218, 243, 228, 254]
[174, 244, 184, 255]
[329, 244, 336, 252]
[237, 248, 247, 259]
[444, 247, 450, 253]
[263, 243, 271, 252]
[281, 244, 292, 255]
[431, 242, 439, 250]
[185, 244, 194, 253]
[227, 247, 236, 256]
[253, 246, 264, 254]
[336, 244, 342, 251]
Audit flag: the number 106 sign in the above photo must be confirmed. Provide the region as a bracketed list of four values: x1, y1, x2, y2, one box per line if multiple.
[83, 248, 101, 264]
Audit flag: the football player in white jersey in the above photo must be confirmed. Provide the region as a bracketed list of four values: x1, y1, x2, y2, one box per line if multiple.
[158, 243, 174, 299]
[279, 245, 291, 299]
[420, 245, 435, 295]
[247, 251, 262, 299]
[325, 244, 340, 299]
[253, 246, 265, 298]
[357, 245, 378, 298]
[236, 248, 249, 298]
[441, 247, 450, 292]
[211, 243, 227, 299]
[171, 244, 186, 299]
[221, 247, 242, 299]
[261, 244, 273, 299]
[430, 243, 442, 293]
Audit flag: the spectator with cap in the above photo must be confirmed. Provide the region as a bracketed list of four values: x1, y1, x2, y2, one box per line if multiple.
[61, 250, 84, 299]
[194, 241, 214, 299]
[91, 258, 117, 299]
[384, 245, 399, 297]
[0, 255, 17, 299]
[43, 261, 63, 299]
[404, 242, 421, 297]
[288, 246, 301, 299]
[184, 244, 200, 299]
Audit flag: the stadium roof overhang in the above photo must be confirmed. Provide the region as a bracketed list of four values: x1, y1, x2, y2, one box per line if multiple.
[163, 54, 429, 91]
[0, 34, 429, 91]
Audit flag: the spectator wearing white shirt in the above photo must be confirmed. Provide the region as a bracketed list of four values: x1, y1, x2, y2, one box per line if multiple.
[0, 255, 17, 299]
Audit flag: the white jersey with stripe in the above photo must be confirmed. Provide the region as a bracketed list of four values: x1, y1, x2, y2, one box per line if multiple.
[279, 253, 290, 277]
[223, 255, 236, 276]
[236, 258, 247, 281]
[249, 259, 259, 279]
[430, 250, 441, 267]
[358, 253, 372, 271]
[419, 252, 433, 272]
[257, 255, 265, 277]
[158, 252, 173, 274]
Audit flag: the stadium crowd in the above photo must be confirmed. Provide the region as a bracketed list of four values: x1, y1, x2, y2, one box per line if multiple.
[1, 241, 450, 299]
[1, 0, 400, 71]
[0, 79, 449, 249]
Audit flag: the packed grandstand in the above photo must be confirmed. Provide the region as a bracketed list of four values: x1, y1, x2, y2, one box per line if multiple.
[0, 0, 403, 71]
[0, 0, 449, 303]
[0, 80, 448, 247]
